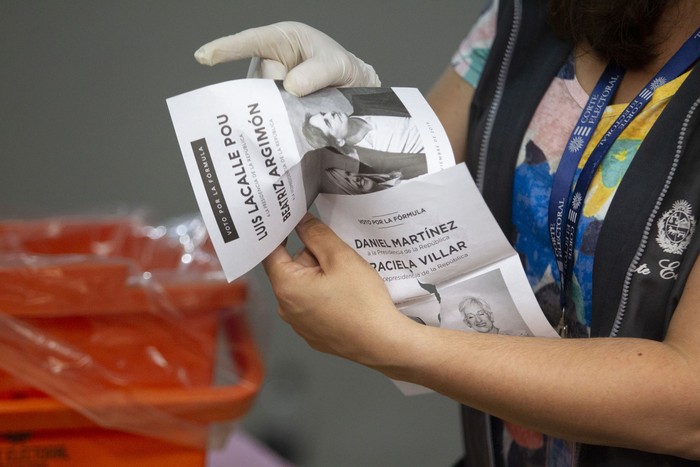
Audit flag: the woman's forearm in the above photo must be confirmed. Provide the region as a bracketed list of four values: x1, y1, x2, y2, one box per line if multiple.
[379, 323, 700, 459]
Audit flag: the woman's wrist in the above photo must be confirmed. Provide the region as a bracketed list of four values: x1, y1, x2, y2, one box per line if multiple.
[362, 314, 438, 382]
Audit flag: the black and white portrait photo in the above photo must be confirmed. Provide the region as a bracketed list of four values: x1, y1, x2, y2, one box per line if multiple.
[437, 269, 533, 336]
[277, 83, 428, 197]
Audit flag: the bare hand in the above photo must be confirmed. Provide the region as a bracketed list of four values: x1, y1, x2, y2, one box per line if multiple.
[262, 213, 413, 366]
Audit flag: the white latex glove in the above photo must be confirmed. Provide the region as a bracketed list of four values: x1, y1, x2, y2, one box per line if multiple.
[194, 21, 381, 97]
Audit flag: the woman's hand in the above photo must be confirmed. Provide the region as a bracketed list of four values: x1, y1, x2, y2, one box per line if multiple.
[262, 213, 415, 368]
[195, 21, 380, 97]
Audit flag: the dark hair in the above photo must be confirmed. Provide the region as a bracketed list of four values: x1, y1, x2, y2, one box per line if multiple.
[548, 0, 673, 70]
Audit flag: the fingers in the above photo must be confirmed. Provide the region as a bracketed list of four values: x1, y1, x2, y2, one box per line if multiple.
[194, 35, 241, 66]
[194, 31, 266, 66]
[284, 57, 347, 97]
[197, 31, 262, 65]
[260, 59, 289, 80]
[284, 55, 380, 97]
[194, 23, 301, 66]
[294, 213, 357, 269]
[293, 247, 319, 267]
[195, 21, 381, 97]
[261, 243, 293, 281]
[262, 234, 319, 284]
[247, 56, 289, 80]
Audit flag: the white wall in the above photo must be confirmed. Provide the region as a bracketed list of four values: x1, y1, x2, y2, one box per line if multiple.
[0, 2, 484, 465]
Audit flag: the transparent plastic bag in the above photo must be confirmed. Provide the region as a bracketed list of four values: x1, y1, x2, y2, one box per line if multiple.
[0, 214, 265, 448]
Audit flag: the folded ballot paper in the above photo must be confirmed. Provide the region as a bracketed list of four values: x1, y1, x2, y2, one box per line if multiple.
[167, 80, 558, 346]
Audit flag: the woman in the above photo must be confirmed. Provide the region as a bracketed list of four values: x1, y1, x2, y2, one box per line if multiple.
[194, 1, 700, 464]
[458, 296, 499, 334]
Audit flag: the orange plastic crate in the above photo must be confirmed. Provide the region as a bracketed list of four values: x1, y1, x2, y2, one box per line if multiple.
[0, 218, 264, 466]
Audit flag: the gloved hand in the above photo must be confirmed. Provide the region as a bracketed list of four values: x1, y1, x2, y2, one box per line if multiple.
[194, 21, 381, 97]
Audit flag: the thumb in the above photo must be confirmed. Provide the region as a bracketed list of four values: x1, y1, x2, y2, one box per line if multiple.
[259, 59, 289, 80]
[262, 242, 294, 283]
[294, 213, 357, 269]
[283, 57, 343, 97]
[283, 54, 380, 97]
[247, 56, 288, 80]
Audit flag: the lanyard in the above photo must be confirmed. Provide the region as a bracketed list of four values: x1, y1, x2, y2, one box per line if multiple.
[548, 27, 700, 337]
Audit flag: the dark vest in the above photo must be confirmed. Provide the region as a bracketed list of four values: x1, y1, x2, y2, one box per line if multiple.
[461, 0, 700, 465]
